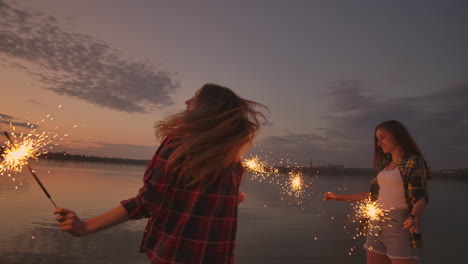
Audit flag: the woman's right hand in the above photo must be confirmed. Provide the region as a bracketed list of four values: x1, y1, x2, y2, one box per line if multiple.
[238, 191, 247, 204]
[54, 208, 88, 237]
[323, 192, 337, 201]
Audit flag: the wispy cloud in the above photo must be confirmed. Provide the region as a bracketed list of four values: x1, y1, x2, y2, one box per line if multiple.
[0, 113, 37, 129]
[262, 80, 468, 169]
[263, 133, 326, 147]
[0, 0, 179, 113]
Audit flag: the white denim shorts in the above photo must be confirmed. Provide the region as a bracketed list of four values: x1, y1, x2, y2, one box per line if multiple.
[363, 209, 420, 261]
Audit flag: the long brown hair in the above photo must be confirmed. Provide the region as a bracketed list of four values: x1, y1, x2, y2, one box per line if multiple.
[155, 83, 268, 186]
[373, 120, 423, 171]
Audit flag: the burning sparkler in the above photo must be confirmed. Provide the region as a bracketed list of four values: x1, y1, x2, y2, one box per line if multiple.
[0, 132, 53, 173]
[243, 155, 280, 183]
[289, 173, 303, 191]
[344, 198, 389, 255]
[0, 108, 71, 208]
[1, 131, 58, 208]
[289, 172, 317, 192]
[243, 155, 319, 206]
[280, 170, 314, 205]
[353, 199, 387, 222]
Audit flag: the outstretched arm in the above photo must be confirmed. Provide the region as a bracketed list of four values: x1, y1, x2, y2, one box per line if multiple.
[55, 205, 130, 237]
[323, 192, 370, 202]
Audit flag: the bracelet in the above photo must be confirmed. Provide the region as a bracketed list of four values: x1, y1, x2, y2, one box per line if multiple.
[409, 214, 416, 218]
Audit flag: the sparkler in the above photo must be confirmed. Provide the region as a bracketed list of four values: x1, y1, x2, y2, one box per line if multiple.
[243, 155, 319, 206]
[353, 199, 387, 222]
[344, 198, 389, 255]
[243, 155, 280, 183]
[280, 170, 316, 205]
[288, 172, 317, 192]
[0, 131, 52, 173]
[1, 131, 58, 208]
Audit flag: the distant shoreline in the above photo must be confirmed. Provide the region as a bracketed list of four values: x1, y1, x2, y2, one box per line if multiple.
[39, 152, 150, 166]
[38, 152, 468, 181]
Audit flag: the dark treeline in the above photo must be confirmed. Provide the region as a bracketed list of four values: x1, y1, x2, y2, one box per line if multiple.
[431, 169, 468, 182]
[39, 152, 150, 166]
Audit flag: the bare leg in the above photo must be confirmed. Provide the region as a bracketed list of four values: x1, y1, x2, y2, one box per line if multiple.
[367, 250, 391, 264]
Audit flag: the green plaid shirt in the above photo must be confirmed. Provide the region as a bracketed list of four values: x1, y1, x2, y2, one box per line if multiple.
[369, 154, 430, 248]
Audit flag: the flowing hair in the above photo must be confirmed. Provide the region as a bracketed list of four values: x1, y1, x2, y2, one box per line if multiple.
[155, 84, 268, 186]
[373, 120, 423, 171]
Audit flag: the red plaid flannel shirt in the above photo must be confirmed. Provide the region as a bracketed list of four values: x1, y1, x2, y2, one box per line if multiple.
[121, 137, 244, 264]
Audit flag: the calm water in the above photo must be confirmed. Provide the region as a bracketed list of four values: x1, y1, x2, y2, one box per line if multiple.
[0, 160, 467, 264]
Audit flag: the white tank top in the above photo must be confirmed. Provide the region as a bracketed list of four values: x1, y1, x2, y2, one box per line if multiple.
[376, 167, 407, 210]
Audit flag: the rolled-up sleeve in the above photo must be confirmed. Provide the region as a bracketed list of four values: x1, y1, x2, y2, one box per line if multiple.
[121, 196, 149, 219]
[121, 137, 174, 220]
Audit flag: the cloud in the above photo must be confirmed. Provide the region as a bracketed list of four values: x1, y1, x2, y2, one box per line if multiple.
[261, 120, 274, 127]
[26, 99, 40, 104]
[326, 79, 376, 112]
[0, 120, 35, 128]
[0, 1, 179, 113]
[0, 113, 14, 119]
[261, 80, 468, 169]
[263, 133, 326, 147]
[0, 113, 38, 129]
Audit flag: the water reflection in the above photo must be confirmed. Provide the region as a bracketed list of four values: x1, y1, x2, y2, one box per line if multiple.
[0, 223, 147, 264]
[0, 161, 467, 263]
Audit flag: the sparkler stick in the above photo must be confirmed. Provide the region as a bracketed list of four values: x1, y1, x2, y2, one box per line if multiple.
[3, 131, 58, 208]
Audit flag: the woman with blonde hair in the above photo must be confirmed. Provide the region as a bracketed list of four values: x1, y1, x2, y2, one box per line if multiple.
[324, 120, 430, 264]
[55, 84, 267, 264]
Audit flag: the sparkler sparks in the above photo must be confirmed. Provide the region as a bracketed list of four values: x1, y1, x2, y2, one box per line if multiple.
[280, 170, 313, 205]
[1, 107, 76, 207]
[0, 132, 54, 174]
[243, 155, 318, 206]
[243, 155, 279, 183]
[1, 131, 58, 208]
[345, 199, 389, 255]
[290, 173, 303, 191]
[354, 199, 387, 222]
[1, 107, 74, 175]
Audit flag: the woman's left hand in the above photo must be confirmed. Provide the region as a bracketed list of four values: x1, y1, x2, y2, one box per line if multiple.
[403, 217, 421, 234]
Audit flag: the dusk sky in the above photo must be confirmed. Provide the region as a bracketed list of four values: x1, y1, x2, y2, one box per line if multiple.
[1, 0, 467, 169]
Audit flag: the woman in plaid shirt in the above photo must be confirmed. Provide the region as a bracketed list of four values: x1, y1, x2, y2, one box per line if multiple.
[324, 120, 430, 264]
[54, 84, 267, 264]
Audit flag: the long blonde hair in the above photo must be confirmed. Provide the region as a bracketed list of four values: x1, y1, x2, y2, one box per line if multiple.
[155, 84, 267, 186]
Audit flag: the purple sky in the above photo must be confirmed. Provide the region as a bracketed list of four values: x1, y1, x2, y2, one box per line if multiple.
[1, 0, 467, 169]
